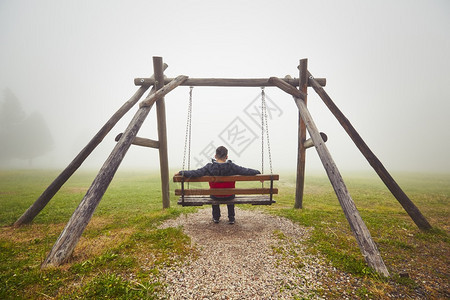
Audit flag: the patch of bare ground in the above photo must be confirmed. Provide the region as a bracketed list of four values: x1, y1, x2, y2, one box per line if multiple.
[157, 207, 367, 299]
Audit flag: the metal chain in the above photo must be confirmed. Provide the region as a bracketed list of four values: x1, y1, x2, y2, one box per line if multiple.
[182, 87, 193, 174]
[261, 88, 265, 175]
[261, 87, 273, 175]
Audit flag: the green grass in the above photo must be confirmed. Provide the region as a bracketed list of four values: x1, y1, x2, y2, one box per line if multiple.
[0, 169, 448, 299]
[252, 172, 450, 297]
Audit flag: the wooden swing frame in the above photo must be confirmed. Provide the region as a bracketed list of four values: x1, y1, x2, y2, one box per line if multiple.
[15, 56, 432, 277]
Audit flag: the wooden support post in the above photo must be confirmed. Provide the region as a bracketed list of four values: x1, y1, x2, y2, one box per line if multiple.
[295, 59, 308, 209]
[14, 64, 167, 227]
[114, 133, 159, 148]
[14, 88, 146, 226]
[41, 75, 188, 267]
[270, 76, 390, 277]
[307, 72, 432, 231]
[153, 57, 170, 209]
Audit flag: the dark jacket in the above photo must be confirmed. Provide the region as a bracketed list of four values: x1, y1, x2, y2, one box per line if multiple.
[180, 160, 260, 177]
[180, 160, 260, 200]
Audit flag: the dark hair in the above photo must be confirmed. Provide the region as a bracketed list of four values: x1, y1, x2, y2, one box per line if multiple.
[215, 146, 228, 160]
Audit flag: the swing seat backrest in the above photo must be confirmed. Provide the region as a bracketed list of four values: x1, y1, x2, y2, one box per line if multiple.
[173, 174, 279, 206]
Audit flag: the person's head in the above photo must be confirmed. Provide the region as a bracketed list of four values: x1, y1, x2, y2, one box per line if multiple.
[215, 146, 228, 161]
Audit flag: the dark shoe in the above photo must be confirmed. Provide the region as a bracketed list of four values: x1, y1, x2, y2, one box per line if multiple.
[213, 218, 220, 224]
[228, 218, 235, 225]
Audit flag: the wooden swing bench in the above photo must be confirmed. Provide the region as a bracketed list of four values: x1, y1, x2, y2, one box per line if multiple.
[173, 174, 279, 206]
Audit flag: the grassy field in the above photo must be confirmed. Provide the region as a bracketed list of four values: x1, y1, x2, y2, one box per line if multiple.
[0, 169, 448, 299]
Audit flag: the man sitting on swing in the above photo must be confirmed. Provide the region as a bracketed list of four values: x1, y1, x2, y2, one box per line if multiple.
[176, 146, 260, 224]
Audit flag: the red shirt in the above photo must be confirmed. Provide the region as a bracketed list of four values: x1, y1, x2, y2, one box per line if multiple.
[209, 181, 235, 198]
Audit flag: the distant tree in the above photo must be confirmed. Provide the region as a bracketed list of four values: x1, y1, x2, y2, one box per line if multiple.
[0, 89, 25, 161]
[15, 112, 54, 163]
[0, 88, 26, 128]
[0, 89, 53, 165]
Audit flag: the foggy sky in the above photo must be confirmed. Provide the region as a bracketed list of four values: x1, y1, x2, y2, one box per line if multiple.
[1, 0, 449, 173]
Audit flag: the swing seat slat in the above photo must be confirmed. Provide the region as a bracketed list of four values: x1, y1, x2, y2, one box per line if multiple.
[173, 174, 279, 206]
[177, 195, 275, 206]
[175, 188, 278, 196]
[173, 174, 279, 182]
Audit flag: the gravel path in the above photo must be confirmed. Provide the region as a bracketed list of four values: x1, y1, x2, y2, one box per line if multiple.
[158, 207, 341, 299]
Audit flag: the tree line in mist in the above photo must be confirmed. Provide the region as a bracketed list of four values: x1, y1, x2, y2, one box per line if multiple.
[0, 89, 53, 167]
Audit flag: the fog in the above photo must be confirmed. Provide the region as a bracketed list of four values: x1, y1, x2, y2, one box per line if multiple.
[1, 0, 449, 174]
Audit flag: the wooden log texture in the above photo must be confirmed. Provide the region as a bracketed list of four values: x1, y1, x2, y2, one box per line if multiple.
[41, 75, 188, 267]
[269, 76, 306, 100]
[139, 75, 188, 108]
[13, 64, 168, 227]
[175, 188, 278, 196]
[14, 87, 147, 226]
[295, 58, 308, 209]
[304, 132, 328, 149]
[134, 77, 326, 87]
[178, 196, 275, 206]
[270, 76, 390, 277]
[173, 174, 279, 182]
[115, 133, 159, 148]
[153, 57, 170, 209]
[307, 72, 432, 231]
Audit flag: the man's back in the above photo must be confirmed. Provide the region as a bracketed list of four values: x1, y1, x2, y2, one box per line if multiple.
[181, 160, 260, 177]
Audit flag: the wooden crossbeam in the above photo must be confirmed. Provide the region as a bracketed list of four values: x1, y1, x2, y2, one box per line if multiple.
[115, 133, 159, 148]
[134, 77, 326, 87]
